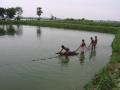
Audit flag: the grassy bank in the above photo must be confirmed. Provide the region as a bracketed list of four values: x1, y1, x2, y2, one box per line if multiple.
[0, 20, 119, 34]
[84, 30, 120, 90]
[0, 20, 120, 90]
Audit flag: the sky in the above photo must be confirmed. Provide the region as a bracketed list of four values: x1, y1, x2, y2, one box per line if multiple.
[0, 0, 120, 21]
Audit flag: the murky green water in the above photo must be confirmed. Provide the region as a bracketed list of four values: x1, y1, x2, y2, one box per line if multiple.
[0, 25, 114, 90]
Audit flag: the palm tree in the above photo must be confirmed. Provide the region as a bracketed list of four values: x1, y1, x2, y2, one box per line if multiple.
[37, 7, 43, 20]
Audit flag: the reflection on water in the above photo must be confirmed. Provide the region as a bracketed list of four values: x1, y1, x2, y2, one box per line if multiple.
[36, 26, 42, 39]
[58, 48, 96, 65]
[89, 49, 96, 60]
[58, 56, 70, 64]
[0, 24, 42, 39]
[16, 25, 23, 36]
[80, 53, 85, 64]
[0, 25, 23, 36]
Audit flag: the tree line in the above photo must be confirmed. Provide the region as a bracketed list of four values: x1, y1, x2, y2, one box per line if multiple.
[0, 7, 43, 20]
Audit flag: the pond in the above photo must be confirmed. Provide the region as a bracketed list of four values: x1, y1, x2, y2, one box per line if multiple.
[0, 25, 114, 90]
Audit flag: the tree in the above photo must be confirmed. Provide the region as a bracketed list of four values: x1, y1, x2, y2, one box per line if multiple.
[0, 7, 5, 19]
[50, 14, 57, 20]
[50, 14, 54, 20]
[6, 8, 16, 19]
[15, 7, 23, 20]
[81, 18, 85, 21]
[37, 7, 43, 20]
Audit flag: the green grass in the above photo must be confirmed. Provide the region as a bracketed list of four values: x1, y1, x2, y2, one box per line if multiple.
[84, 70, 117, 90]
[49, 20, 120, 27]
[0, 20, 119, 34]
[112, 30, 120, 52]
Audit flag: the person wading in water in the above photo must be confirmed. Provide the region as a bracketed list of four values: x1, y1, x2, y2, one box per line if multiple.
[80, 39, 86, 54]
[80, 39, 86, 62]
[89, 37, 95, 50]
[57, 45, 78, 57]
[94, 36, 98, 48]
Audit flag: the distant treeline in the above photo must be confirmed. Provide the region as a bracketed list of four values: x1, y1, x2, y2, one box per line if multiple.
[0, 7, 23, 20]
[0, 7, 43, 20]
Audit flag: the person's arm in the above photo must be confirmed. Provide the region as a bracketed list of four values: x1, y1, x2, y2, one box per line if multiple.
[56, 48, 63, 54]
[59, 48, 63, 53]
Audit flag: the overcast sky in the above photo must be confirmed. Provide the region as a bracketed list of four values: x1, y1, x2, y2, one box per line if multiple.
[1, 0, 120, 21]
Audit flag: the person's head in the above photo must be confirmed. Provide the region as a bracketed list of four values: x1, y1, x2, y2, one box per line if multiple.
[61, 45, 65, 48]
[90, 37, 93, 40]
[82, 39, 85, 42]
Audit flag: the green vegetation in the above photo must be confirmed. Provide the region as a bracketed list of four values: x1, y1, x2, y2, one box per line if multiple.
[0, 20, 120, 90]
[112, 31, 120, 52]
[0, 7, 5, 18]
[0, 20, 119, 34]
[0, 7, 23, 20]
[5, 8, 16, 19]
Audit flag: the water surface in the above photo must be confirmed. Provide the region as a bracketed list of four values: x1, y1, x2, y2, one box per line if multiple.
[0, 25, 114, 90]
